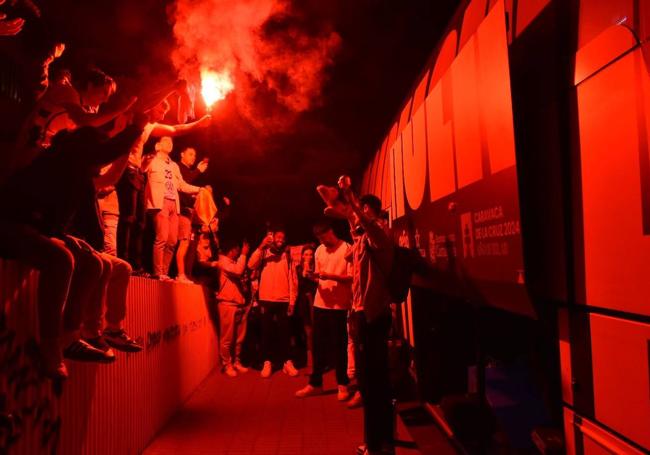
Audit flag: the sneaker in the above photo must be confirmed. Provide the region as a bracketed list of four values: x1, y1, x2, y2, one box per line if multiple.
[295, 384, 323, 398]
[158, 275, 173, 282]
[176, 274, 194, 284]
[261, 361, 272, 378]
[103, 329, 143, 353]
[84, 335, 114, 354]
[40, 342, 68, 380]
[224, 364, 238, 377]
[347, 391, 363, 409]
[63, 339, 115, 363]
[337, 384, 350, 401]
[282, 360, 299, 377]
[233, 361, 249, 373]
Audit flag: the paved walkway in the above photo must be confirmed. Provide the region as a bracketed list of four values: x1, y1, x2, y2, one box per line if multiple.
[144, 367, 422, 455]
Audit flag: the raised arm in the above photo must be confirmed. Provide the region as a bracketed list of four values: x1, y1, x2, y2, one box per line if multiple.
[65, 96, 137, 129]
[132, 79, 187, 114]
[151, 115, 212, 138]
[339, 176, 391, 250]
[217, 254, 247, 277]
[248, 247, 264, 270]
[93, 153, 130, 189]
[92, 124, 143, 167]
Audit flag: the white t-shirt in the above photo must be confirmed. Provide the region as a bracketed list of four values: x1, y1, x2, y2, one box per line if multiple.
[314, 241, 353, 310]
[161, 156, 176, 200]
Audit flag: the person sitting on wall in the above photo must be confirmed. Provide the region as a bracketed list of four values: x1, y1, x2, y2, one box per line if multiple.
[0, 112, 147, 378]
[7, 67, 136, 178]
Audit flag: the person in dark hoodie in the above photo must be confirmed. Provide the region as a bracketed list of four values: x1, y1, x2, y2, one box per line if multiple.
[0, 112, 146, 379]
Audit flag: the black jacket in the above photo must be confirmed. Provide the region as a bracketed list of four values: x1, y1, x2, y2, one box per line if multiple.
[0, 124, 143, 244]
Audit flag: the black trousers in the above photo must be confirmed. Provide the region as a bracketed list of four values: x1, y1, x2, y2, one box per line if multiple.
[350, 310, 393, 451]
[260, 300, 291, 366]
[116, 168, 146, 270]
[310, 307, 349, 387]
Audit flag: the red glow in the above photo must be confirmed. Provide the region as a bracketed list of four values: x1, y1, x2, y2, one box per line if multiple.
[201, 69, 234, 109]
[169, 0, 340, 131]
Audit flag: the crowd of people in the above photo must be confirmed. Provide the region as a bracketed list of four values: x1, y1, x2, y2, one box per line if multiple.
[194, 189, 397, 455]
[0, 5, 217, 378]
[1, 5, 401, 454]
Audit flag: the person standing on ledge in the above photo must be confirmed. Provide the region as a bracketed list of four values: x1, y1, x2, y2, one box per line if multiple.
[144, 136, 207, 280]
[175, 147, 208, 283]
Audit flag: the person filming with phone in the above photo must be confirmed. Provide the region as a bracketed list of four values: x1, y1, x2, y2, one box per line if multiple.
[248, 225, 299, 378]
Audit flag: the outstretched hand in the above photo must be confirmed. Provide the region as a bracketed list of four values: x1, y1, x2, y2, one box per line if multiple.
[197, 158, 209, 173]
[337, 174, 359, 207]
[317, 176, 353, 220]
[259, 235, 273, 249]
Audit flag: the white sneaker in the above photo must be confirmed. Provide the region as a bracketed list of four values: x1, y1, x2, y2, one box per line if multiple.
[347, 390, 363, 408]
[224, 364, 238, 377]
[337, 384, 350, 401]
[176, 274, 194, 284]
[295, 384, 323, 398]
[282, 360, 299, 377]
[261, 361, 272, 378]
[233, 361, 249, 373]
[158, 274, 173, 282]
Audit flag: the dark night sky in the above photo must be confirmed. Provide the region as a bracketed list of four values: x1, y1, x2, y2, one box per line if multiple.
[7, 0, 460, 243]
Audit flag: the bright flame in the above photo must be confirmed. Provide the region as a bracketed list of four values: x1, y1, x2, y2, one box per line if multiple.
[201, 69, 234, 109]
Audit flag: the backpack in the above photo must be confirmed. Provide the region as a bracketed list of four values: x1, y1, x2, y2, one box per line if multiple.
[370, 243, 418, 304]
[386, 246, 417, 303]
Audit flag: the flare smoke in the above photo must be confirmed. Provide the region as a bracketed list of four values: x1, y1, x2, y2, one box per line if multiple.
[169, 0, 341, 131]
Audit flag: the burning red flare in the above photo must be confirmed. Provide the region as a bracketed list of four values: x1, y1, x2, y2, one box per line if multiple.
[201, 69, 234, 109]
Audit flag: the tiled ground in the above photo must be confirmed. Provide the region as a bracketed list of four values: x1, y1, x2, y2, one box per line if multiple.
[143, 367, 421, 455]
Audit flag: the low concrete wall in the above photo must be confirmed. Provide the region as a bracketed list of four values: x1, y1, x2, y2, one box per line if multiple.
[0, 259, 218, 455]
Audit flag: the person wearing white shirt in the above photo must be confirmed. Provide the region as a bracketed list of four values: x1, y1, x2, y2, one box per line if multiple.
[295, 220, 353, 401]
[145, 136, 203, 279]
